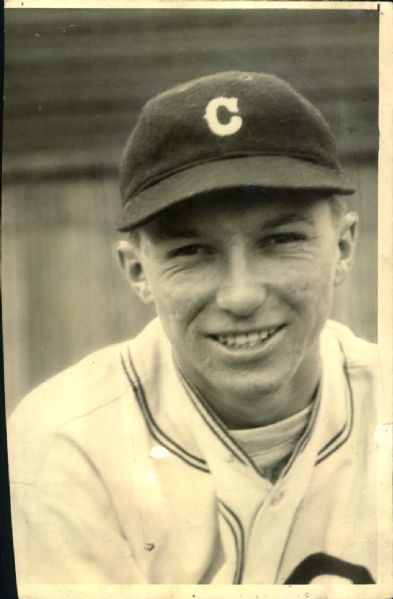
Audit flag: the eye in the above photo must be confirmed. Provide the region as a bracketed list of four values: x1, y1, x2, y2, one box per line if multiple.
[168, 244, 212, 258]
[262, 233, 306, 247]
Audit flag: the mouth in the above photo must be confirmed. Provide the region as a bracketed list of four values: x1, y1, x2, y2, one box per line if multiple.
[208, 325, 286, 351]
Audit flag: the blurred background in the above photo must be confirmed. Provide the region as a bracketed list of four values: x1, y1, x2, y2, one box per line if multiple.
[2, 8, 378, 413]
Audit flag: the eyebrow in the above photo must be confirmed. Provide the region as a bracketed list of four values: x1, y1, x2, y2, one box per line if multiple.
[148, 211, 315, 241]
[147, 220, 201, 241]
[261, 212, 316, 229]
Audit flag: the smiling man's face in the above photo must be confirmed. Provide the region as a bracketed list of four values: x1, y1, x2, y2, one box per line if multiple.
[122, 190, 357, 427]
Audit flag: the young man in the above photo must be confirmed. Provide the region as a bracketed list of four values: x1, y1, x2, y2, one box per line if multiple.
[8, 72, 379, 585]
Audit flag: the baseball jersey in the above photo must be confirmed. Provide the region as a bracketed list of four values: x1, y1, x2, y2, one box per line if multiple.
[8, 318, 380, 585]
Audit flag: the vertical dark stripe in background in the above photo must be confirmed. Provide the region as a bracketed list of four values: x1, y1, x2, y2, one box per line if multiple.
[1, 5, 18, 596]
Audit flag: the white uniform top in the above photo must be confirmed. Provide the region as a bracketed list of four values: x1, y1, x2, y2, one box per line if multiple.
[8, 318, 379, 585]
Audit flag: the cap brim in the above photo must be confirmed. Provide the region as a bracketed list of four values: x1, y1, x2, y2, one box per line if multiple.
[117, 155, 355, 231]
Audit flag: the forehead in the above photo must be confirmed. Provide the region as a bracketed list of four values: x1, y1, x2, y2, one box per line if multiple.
[142, 189, 334, 240]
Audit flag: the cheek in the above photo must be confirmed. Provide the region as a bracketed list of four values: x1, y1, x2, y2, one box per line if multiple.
[146, 271, 212, 336]
[279, 259, 336, 318]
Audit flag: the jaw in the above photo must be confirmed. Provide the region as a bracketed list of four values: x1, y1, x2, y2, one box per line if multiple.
[175, 326, 323, 428]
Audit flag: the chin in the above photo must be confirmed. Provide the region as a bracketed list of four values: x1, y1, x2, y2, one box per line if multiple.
[213, 372, 286, 401]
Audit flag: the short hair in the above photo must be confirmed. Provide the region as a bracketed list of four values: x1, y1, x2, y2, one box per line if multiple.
[329, 195, 348, 223]
[127, 228, 141, 246]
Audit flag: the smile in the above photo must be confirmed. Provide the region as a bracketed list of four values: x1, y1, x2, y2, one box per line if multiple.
[210, 326, 284, 350]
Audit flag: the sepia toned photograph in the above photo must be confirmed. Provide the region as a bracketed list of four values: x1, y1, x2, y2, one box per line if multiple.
[2, 2, 391, 597]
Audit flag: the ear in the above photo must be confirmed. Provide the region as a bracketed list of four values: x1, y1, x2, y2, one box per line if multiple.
[117, 239, 154, 305]
[334, 212, 358, 287]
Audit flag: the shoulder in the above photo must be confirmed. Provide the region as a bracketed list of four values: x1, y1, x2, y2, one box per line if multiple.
[320, 321, 379, 409]
[9, 318, 165, 423]
[320, 322, 380, 440]
[9, 341, 128, 431]
[322, 320, 377, 370]
[7, 319, 166, 477]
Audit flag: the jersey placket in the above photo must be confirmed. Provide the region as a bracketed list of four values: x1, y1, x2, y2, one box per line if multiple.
[242, 428, 321, 583]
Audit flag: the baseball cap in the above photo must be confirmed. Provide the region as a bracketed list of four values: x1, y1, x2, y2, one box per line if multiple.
[117, 71, 355, 231]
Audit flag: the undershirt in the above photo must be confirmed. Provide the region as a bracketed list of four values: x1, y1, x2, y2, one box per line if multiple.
[230, 402, 314, 484]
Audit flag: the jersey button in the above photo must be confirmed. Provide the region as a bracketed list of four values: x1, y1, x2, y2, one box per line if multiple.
[271, 490, 285, 505]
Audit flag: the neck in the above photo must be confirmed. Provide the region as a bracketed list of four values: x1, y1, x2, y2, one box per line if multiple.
[206, 376, 320, 429]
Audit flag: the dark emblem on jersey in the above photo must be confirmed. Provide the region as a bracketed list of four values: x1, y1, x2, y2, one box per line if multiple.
[284, 553, 375, 584]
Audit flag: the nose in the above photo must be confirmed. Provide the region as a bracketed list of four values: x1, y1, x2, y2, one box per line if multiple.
[215, 249, 267, 317]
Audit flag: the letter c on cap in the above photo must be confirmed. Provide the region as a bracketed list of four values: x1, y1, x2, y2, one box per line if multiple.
[204, 97, 242, 137]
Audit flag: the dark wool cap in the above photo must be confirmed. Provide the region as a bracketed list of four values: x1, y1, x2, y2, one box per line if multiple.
[117, 71, 354, 231]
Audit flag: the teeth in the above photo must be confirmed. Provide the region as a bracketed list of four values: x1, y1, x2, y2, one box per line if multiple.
[248, 332, 259, 345]
[237, 334, 248, 346]
[215, 328, 279, 348]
